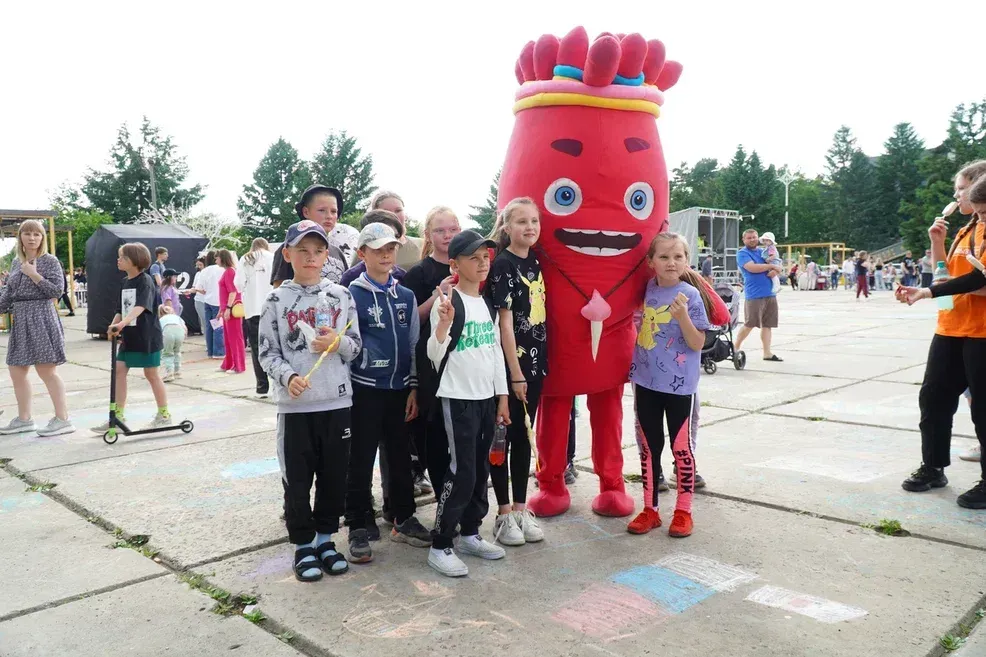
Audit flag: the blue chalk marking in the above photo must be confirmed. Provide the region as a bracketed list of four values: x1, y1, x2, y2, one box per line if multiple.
[0, 494, 44, 513]
[610, 565, 714, 614]
[221, 457, 279, 480]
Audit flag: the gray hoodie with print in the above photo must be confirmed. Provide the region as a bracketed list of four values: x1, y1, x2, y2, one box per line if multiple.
[258, 279, 362, 414]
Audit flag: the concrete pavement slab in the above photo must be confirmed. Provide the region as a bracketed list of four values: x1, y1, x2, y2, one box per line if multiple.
[0, 575, 301, 657]
[689, 368, 847, 411]
[202, 477, 986, 657]
[768, 380, 978, 437]
[624, 414, 986, 548]
[40, 432, 286, 567]
[876, 364, 927, 385]
[734, 348, 924, 380]
[0, 476, 163, 617]
[0, 389, 276, 472]
[774, 334, 934, 358]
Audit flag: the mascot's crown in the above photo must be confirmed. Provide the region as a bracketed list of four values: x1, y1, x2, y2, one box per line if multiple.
[512, 27, 682, 118]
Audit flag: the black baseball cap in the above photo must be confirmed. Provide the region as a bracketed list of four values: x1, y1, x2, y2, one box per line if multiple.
[295, 184, 344, 220]
[162, 268, 179, 277]
[448, 229, 496, 260]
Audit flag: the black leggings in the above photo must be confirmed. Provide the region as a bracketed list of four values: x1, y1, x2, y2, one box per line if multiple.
[634, 385, 697, 510]
[491, 379, 542, 506]
[919, 335, 986, 478]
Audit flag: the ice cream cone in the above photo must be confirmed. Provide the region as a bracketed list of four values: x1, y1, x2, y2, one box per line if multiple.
[590, 320, 603, 360]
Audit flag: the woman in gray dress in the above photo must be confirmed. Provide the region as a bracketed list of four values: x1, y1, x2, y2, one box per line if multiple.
[0, 220, 75, 436]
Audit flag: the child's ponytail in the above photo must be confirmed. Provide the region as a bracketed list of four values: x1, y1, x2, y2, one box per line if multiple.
[679, 268, 716, 320]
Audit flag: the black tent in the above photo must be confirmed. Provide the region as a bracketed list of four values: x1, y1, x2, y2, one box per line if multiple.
[85, 224, 208, 336]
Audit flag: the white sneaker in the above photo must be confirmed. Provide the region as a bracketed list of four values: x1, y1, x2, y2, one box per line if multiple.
[428, 547, 468, 577]
[144, 413, 173, 430]
[960, 445, 982, 462]
[516, 509, 544, 543]
[0, 416, 35, 435]
[90, 418, 119, 434]
[494, 513, 525, 546]
[162, 374, 175, 383]
[35, 417, 76, 437]
[458, 534, 506, 560]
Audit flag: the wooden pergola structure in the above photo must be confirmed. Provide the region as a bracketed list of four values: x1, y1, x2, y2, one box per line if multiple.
[778, 241, 854, 266]
[1, 209, 76, 313]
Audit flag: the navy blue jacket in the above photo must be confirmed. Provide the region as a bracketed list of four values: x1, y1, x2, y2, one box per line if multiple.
[348, 274, 419, 390]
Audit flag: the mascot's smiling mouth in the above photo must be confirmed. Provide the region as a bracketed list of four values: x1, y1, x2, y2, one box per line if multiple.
[555, 228, 641, 256]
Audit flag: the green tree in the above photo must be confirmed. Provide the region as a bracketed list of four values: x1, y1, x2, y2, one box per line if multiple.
[237, 138, 311, 241]
[721, 146, 778, 228]
[53, 209, 115, 269]
[310, 130, 377, 213]
[824, 126, 879, 247]
[875, 123, 925, 247]
[901, 100, 986, 253]
[469, 169, 500, 235]
[669, 158, 723, 211]
[80, 117, 204, 222]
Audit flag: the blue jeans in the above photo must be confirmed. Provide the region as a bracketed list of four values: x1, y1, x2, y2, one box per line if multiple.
[204, 303, 225, 358]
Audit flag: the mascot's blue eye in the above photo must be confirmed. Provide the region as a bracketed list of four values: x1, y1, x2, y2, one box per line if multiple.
[555, 187, 576, 206]
[545, 178, 583, 216]
[624, 182, 655, 220]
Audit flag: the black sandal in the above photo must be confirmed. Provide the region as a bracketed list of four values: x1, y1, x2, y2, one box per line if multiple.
[316, 541, 349, 576]
[763, 355, 783, 362]
[293, 546, 323, 582]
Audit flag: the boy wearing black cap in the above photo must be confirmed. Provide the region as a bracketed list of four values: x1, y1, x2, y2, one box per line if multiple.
[426, 230, 510, 577]
[259, 219, 362, 582]
[271, 185, 351, 287]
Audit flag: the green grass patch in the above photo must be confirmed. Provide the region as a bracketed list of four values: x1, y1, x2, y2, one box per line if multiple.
[624, 473, 643, 483]
[806, 416, 826, 422]
[243, 609, 266, 624]
[940, 634, 966, 651]
[862, 519, 908, 537]
[25, 481, 56, 493]
[0, 458, 11, 467]
[700, 401, 712, 407]
[277, 631, 295, 644]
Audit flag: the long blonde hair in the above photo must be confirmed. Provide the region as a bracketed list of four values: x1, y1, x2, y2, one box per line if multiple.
[489, 197, 538, 253]
[647, 232, 716, 318]
[16, 220, 48, 262]
[421, 206, 460, 259]
[243, 237, 269, 266]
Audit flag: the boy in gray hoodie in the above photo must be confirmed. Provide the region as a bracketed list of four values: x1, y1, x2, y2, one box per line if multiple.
[259, 220, 362, 582]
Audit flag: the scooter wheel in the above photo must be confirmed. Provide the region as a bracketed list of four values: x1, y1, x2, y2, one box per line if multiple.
[180, 420, 194, 434]
[734, 351, 747, 370]
[103, 429, 118, 445]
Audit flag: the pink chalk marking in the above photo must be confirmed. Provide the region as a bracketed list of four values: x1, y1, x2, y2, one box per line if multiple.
[551, 583, 668, 640]
[490, 611, 525, 628]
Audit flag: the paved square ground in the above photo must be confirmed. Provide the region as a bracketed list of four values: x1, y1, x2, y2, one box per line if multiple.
[2, 289, 984, 657]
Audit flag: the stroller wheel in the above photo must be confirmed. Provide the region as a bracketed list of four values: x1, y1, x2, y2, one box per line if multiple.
[704, 361, 717, 375]
[734, 351, 747, 370]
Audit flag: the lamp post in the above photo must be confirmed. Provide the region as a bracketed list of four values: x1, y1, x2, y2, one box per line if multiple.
[144, 157, 159, 212]
[778, 170, 796, 238]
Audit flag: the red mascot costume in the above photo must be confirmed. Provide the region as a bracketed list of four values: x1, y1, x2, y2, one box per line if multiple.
[497, 27, 683, 518]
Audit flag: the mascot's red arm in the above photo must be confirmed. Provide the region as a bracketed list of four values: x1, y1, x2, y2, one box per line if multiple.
[498, 27, 683, 517]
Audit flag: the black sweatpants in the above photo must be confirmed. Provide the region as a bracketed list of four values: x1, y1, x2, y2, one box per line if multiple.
[491, 379, 542, 506]
[634, 385, 697, 510]
[432, 397, 496, 549]
[278, 408, 351, 545]
[568, 401, 577, 465]
[246, 316, 268, 393]
[919, 335, 986, 478]
[345, 385, 416, 529]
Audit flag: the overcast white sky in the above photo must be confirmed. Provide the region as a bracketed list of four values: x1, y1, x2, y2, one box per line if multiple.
[3, 0, 985, 230]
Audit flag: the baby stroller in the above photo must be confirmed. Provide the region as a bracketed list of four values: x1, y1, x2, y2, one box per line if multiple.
[701, 283, 746, 374]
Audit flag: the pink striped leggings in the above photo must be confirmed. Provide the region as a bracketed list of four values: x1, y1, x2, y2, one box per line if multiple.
[634, 384, 696, 513]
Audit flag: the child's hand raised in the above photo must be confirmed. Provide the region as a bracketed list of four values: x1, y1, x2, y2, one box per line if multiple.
[313, 328, 340, 353]
[668, 292, 690, 321]
[435, 287, 454, 327]
[287, 374, 309, 398]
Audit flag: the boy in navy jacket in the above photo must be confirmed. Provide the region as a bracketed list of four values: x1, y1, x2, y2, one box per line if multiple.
[345, 223, 433, 563]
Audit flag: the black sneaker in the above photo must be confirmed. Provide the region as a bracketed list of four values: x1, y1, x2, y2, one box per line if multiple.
[657, 471, 669, 492]
[564, 462, 578, 485]
[957, 481, 986, 509]
[348, 528, 373, 563]
[365, 512, 382, 541]
[391, 516, 433, 547]
[670, 466, 707, 488]
[901, 465, 948, 492]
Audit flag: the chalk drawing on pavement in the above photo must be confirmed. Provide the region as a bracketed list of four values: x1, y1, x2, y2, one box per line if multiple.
[221, 457, 280, 480]
[745, 585, 867, 623]
[0, 493, 44, 513]
[656, 553, 758, 592]
[747, 453, 891, 483]
[610, 565, 715, 614]
[343, 581, 493, 639]
[550, 582, 669, 641]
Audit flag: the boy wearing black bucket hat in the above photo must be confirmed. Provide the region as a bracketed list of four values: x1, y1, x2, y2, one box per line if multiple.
[271, 185, 351, 287]
[425, 230, 510, 577]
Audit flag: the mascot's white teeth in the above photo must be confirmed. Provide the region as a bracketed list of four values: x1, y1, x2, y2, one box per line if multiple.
[563, 246, 633, 257]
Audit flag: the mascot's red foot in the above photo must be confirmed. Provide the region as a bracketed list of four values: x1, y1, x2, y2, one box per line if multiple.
[528, 484, 571, 518]
[591, 489, 635, 517]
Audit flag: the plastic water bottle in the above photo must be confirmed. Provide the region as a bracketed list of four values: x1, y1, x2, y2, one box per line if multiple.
[935, 261, 953, 311]
[315, 292, 332, 334]
[489, 424, 507, 466]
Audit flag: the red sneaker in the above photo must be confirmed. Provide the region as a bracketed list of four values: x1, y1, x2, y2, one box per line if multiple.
[627, 508, 662, 534]
[669, 510, 693, 538]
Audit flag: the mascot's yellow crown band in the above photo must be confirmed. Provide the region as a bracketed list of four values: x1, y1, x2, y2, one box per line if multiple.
[512, 93, 662, 117]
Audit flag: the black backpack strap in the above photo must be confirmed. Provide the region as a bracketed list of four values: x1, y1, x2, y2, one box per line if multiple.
[436, 289, 465, 382]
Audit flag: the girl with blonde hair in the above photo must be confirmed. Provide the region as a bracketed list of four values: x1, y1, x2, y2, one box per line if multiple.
[0, 220, 75, 436]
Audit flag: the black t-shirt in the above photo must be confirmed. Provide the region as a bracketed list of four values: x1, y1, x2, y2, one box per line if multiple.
[485, 250, 548, 381]
[117, 272, 163, 353]
[902, 257, 914, 274]
[403, 257, 451, 372]
[270, 243, 347, 286]
[855, 258, 868, 276]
